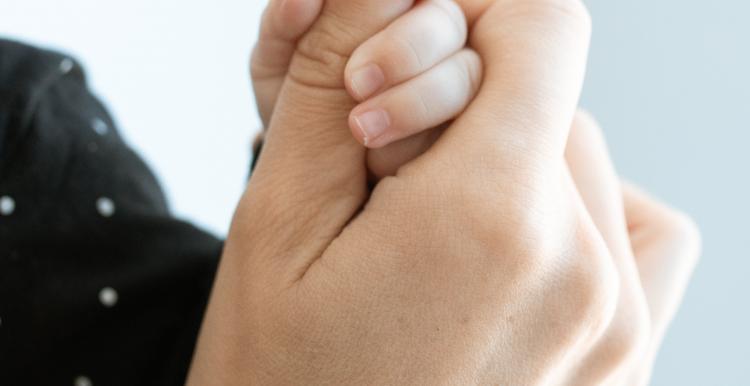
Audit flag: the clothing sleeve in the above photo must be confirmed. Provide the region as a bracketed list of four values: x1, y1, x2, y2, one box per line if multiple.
[0, 39, 223, 386]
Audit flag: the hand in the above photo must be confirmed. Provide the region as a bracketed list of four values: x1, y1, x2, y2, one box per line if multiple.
[560, 112, 701, 385]
[188, 0, 697, 384]
[619, 182, 701, 385]
[251, 0, 482, 179]
[249, 0, 595, 181]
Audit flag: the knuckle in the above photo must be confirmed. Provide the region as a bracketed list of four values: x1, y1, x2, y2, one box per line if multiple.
[375, 0, 467, 83]
[535, 0, 591, 28]
[602, 302, 653, 369]
[568, 231, 653, 370]
[572, 109, 602, 134]
[505, 0, 592, 35]
[641, 200, 703, 267]
[574, 108, 596, 121]
[568, 108, 608, 148]
[391, 33, 425, 71]
[432, 0, 468, 40]
[666, 210, 702, 246]
[563, 0, 592, 27]
[663, 210, 703, 264]
[359, 35, 416, 85]
[579, 267, 620, 336]
[289, 25, 352, 89]
[568, 228, 621, 335]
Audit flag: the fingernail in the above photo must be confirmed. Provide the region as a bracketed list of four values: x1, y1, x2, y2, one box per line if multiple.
[353, 109, 390, 146]
[350, 64, 385, 100]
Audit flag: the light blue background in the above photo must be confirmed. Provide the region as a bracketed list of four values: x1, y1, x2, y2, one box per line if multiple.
[1, 1, 747, 384]
[582, 1, 749, 384]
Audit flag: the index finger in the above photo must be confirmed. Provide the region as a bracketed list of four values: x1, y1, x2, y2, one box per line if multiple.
[430, 0, 592, 176]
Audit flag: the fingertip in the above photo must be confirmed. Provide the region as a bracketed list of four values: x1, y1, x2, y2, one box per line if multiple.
[349, 107, 392, 149]
[348, 111, 369, 147]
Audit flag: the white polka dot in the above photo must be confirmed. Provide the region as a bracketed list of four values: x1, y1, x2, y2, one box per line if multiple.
[91, 117, 109, 136]
[60, 58, 74, 74]
[99, 287, 118, 307]
[87, 142, 99, 153]
[74, 375, 92, 386]
[96, 197, 115, 217]
[0, 195, 15, 216]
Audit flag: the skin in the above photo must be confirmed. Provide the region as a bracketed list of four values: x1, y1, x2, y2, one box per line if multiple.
[188, 0, 701, 384]
[252, 0, 482, 178]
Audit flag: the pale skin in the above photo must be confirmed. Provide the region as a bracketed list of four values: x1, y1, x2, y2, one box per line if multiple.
[187, 0, 701, 385]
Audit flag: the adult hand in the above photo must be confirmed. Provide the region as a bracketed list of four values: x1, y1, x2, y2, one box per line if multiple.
[619, 181, 701, 385]
[187, 0, 655, 384]
[559, 112, 701, 385]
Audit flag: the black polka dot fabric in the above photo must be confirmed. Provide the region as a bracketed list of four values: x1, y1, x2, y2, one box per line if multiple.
[0, 39, 226, 385]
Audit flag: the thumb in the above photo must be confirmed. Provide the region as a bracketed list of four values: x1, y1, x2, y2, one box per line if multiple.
[235, 0, 414, 272]
[251, 0, 324, 127]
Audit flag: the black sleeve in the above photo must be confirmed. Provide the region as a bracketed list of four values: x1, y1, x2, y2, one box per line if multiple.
[0, 38, 223, 386]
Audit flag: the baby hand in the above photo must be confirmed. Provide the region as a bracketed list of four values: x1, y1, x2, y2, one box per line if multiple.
[251, 0, 481, 176]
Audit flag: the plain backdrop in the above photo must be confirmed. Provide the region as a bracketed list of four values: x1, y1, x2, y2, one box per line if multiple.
[1, 0, 747, 384]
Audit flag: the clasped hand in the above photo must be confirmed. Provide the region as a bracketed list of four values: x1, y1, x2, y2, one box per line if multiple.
[188, 1, 701, 385]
